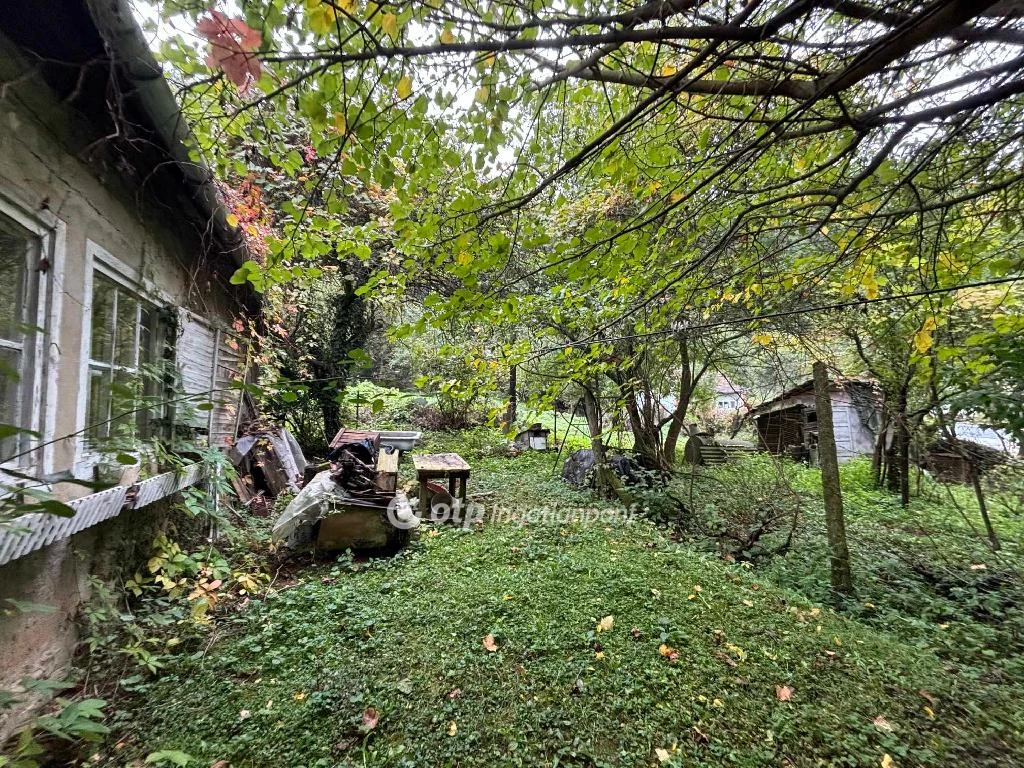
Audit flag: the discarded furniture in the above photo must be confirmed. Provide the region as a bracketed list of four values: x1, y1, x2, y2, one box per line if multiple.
[271, 426, 420, 552]
[683, 435, 758, 466]
[514, 423, 551, 451]
[413, 453, 471, 513]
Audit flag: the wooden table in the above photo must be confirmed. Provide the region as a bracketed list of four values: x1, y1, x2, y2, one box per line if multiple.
[412, 453, 471, 513]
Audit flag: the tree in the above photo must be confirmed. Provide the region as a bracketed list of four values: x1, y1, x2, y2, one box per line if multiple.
[813, 361, 854, 596]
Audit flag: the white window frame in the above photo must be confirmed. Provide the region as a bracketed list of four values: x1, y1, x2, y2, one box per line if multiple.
[74, 242, 172, 478]
[0, 191, 64, 478]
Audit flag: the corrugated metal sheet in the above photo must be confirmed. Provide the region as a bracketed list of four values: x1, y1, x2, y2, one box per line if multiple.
[0, 463, 207, 567]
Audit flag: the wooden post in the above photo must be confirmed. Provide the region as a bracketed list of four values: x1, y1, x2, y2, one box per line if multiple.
[812, 362, 854, 596]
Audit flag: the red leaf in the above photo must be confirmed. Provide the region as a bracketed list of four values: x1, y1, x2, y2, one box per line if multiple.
[361, 706, 379, 730]
[775, 685, 793, 701]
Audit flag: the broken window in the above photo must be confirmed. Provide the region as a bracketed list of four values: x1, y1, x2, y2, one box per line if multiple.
[85, 273, 162, 448]
[0, 215, 40, 464]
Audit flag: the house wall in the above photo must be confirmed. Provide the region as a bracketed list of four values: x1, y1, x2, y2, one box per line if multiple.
[0, 49, 245, 732]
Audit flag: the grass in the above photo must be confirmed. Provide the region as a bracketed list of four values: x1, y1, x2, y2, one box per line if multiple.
[94, 438, 1024, 768]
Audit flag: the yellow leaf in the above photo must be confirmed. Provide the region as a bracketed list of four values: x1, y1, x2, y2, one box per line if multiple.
[226, 213, 240, 228]
[594, 651, 605, 659]
[482, 633, 498, 652]
[659, 63, 677, 77]
[475, 86, 490, 103]
[293, 690, 307, 701]
[881, 755, 895, 768]
[456, 251, 472, 266]
[397, 75, 413, 99]
[923, 705, 935, 719]
[913, 318, 936, 354]
[711, 698, 724, 708]
[440, 28, 456, 45]
[752, 332, 773, 346]
[447, 720, 458, 736]
[333, 113, 347, 134]
[381, 12, 398, 38]
[596, 615, 614, 633]
[338, 0, 355, 12]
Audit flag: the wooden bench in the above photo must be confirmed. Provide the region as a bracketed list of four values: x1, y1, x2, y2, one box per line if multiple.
[412, 453, 471, 513]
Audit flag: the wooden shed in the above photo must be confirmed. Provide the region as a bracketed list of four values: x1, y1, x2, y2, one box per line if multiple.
[748, 378, 881, 463]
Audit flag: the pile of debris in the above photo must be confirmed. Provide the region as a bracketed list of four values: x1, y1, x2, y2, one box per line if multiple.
[228, 423, 308, 515]
[272, 428, 418, 552]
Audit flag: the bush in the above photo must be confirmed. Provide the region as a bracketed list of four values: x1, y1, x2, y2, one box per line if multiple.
[662, 454, 806, 560]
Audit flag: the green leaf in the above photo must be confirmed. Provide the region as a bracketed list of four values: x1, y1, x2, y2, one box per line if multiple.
[146, 750, 193, 767]
[115, 453, 138, 465]
[37, 500, 75, 518]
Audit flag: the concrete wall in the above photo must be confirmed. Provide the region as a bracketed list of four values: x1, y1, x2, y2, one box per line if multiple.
[0, 39, 244, 734]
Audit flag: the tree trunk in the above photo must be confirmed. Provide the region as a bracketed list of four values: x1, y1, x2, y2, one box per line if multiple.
[504, 364, 517, 433]
[582, 382, 628, 501]
[813, 362, 854, 596]
[662, 338, 694, 465]
[897, 385, 910, 507]
[970, 463, 1001, 552]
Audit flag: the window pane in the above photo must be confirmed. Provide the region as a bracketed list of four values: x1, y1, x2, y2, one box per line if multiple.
[0, 228, 28, 342]
[110, 370, 141, 442]
[87, 367, 112, 442]
[114, 293, 139, 368]
[0, 347, 22, 458]
[91, 277, 116, 364]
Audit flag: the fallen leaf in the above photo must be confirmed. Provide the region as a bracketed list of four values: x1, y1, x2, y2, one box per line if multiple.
[658, 643, 680, 662]
[918, 689, 938, 707]
[396, 679, 413, 695]
[775, 685, 794, 701]
[238, 709, 250, 720]
[210, 761, 230, 768]
[597, 615, 615, 633]
[361, 707, 379, 731]
[711, 698, 724, 708]
[881, 755, 896, 768]
[970, 563, 987, 570]
[594, 651, 605, 660]
[655, 747, 671, 762]
[923, 705, 935, 719]
[448, 687, 462, 699]
[447, 720, 458, 736]
[873, 716, 894, 733]
[572, 678, 584, 695]
[692, 725, 710, 744]
[630, 626, 642, 640]
[292, 691, 306, 701]
[482, 634, 498, 652]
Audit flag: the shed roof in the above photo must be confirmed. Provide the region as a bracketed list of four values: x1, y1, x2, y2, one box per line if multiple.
[748, 377, 880, 419]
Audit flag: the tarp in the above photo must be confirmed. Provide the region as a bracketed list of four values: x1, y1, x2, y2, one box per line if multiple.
[272, 470, 351, 543]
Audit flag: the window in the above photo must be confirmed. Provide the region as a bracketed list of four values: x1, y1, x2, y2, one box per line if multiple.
[84, 272, 161, 447]
[0, 215, 40, 464]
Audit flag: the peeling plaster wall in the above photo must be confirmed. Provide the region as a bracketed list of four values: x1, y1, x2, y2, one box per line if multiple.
[0, 54, 240, 735]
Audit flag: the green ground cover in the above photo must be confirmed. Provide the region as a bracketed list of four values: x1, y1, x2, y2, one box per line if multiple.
[94, 440, 1023, 768]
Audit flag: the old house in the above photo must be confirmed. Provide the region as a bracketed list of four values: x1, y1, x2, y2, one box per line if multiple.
[0, 0, 257, 726]
[748, 378, 881, 463]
